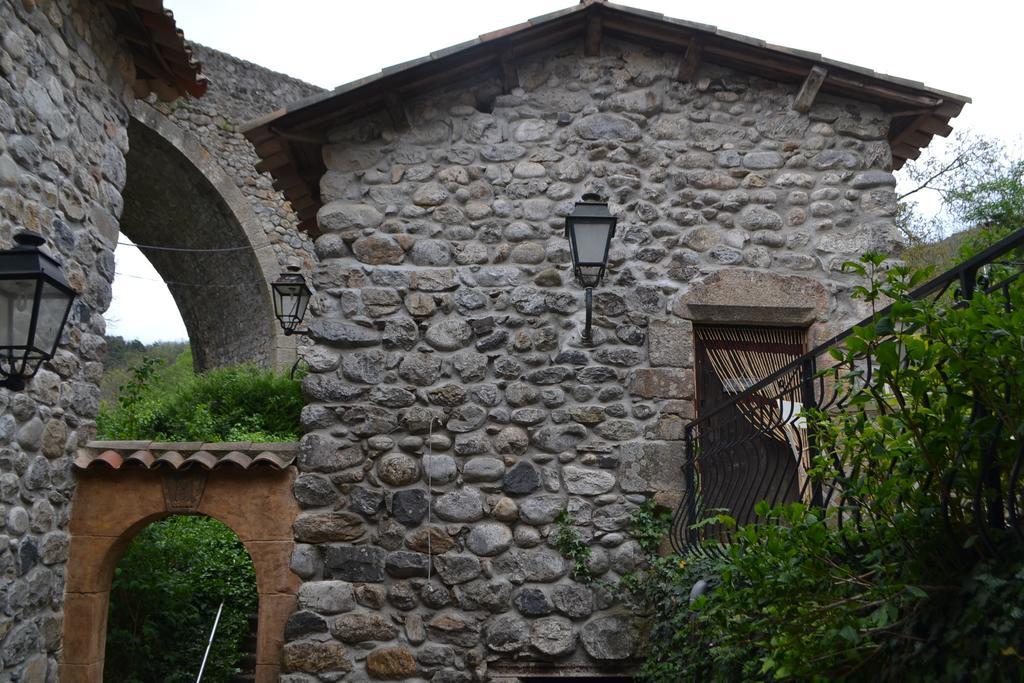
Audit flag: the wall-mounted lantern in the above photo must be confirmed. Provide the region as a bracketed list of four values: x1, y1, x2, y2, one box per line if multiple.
[0, 232, 76, 390]
[565, 193, 617, 343]
[271, 266, 312, 336]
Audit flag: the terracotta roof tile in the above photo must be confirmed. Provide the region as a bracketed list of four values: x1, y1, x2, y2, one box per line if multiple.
[155, 451, 186, 468]
[126, 449, 156, 467]
[75, 440, 298, 472]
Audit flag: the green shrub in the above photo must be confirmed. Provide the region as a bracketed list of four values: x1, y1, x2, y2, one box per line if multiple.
[615, 243, 1024, 682]
[104, 515, 258, 683]
[97, 360, 302, 442]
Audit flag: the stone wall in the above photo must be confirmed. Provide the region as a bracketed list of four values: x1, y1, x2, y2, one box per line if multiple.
[284, 39, 900, 681]
[144, 42, 321, 285]
[0, 9, 324, 679]
[0, 0, 135, 679]
[124, 44, 322, 370]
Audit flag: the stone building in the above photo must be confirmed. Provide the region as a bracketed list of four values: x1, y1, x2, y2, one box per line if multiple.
[242, 1, 969, 681]
[0, 0, 969, 681]
[0, 2, 317, 680]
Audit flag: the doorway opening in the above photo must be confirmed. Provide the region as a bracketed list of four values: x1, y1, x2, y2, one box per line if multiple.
[693, 325, 807, 524]
[103, 515, 257, 683]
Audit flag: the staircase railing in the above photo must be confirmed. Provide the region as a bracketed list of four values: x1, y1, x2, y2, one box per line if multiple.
[671, 228, 1024, 555]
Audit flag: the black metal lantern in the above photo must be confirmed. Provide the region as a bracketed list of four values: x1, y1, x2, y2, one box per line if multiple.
[0, 232, 76, 390]
[565, 193, 617, 289]
[565, 193, 617, 342]
[271, 266, 311, 336]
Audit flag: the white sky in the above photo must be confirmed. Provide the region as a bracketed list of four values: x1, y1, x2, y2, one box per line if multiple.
[106, 0, 1024, 343]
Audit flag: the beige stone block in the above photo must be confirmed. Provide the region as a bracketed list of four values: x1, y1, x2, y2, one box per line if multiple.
[648, 318, 693, 368]
[672, 268, 828, 325]
[198, 469, 297, 542]
[69, 470, 164, 537]
[66, 535, 121, 593]
[257, 593, 297, 665]
[62, 592, 109, 666]
[245, 540, 301, 595]
[60, 661, 105, 683]
[628, 368, 694, 399]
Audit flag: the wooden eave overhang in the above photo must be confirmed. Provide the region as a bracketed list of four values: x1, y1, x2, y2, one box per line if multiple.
[242, 0, 970, 235]
[103, 0, 209, 101]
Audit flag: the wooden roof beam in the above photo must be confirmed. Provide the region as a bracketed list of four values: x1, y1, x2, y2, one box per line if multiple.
[793, 65, 827, 113]
[892, 142, 923, 161]
[585, 13, 603, 56]
[916, 117, 954, 137]
[385, 93, 409, 131]
[677, 39, 702, 82]
[499, 51, 519, 93]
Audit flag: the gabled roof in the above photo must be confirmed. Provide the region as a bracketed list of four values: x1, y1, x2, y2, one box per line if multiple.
[103, 0, 208, 100]
[242, 0, 970, 234]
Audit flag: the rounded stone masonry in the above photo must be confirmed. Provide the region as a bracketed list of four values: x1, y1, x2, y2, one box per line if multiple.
[265, 21, 910, 683]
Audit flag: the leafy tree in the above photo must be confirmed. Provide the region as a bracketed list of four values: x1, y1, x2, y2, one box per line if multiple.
[896, 130, 1022, 271]
[105, 515, 257, 683]
[896, 130, 1011, 244]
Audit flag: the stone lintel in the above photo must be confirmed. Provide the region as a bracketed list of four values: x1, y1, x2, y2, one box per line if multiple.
[673, 268, 828, 326]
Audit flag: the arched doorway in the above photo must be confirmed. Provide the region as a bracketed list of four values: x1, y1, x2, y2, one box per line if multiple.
[119, 103, 296, 371]
[62, 457, 299, 682]
[104, 514, 258, 682]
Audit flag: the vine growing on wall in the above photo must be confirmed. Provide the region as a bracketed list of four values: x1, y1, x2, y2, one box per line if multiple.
[553, 509, 594, 584]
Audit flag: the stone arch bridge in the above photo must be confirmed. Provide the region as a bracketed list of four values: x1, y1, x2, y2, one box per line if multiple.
[120, 44, 321, 371]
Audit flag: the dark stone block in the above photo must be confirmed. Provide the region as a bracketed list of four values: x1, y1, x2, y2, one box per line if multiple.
[503, 461, 540, 496]
[513, 587, 553, 616]
[527, 366, 574, 385]
[554, 350, 588, 365]
[284, 610, 328, 640]
[475, 330, 508, 352]
[293, 474, 339, 508]
[575, 366, 618, 384]
[469, 317, 495, 335]
[391, 489, 429, 526]
[386, 551, 431, 578]
[17, 536, 38, 576]
[350, 486, 384, 517]
[325, 545, 387, 582]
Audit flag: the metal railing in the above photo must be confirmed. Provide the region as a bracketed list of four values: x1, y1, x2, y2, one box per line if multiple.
[671, 228, 1024, 555]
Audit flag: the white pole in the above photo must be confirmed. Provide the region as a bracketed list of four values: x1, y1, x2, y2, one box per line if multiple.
[195, 601, 224, 683]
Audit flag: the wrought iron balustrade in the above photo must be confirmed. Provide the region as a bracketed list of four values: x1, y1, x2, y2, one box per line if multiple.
[671, 228, 1024, 555]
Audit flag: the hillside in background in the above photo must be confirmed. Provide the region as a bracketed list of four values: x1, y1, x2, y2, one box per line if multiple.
[101, 337, 191, 404]
[902, 226, 982, 274]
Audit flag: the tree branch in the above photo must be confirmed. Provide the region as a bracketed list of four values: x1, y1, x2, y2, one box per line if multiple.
[898, 153, 971, 201]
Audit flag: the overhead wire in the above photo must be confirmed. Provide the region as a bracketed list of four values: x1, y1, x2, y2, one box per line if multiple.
[114, 271, 263, 289]
[112, 238, 299, 288]
[117, 241, 274, 253]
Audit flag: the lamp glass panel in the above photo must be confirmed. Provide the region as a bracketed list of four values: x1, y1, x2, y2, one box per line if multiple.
[272, 282, 310, 326]
[577, 265, 603, 288]
[572, 219, 612, 264]
[34, 281, 73, 355]
[0, 279, 37, 349]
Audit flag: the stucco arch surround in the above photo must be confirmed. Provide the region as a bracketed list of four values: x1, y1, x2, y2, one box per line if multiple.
[120, 102, 296, 371]
[61, 467, 300, 683]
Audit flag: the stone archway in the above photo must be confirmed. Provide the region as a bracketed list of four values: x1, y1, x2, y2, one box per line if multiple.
[119, 102, 296, 371]
[61, 448, 300, 683]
